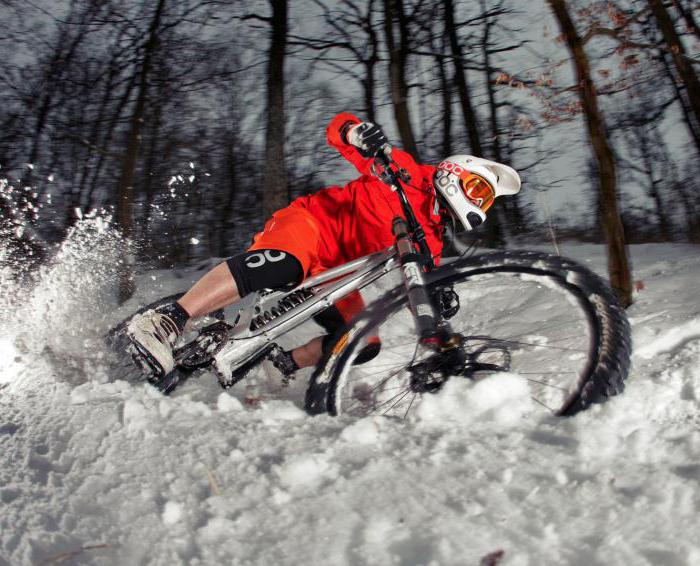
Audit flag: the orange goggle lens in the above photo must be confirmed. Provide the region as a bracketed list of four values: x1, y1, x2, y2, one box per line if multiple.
[460, 174, 495, 211]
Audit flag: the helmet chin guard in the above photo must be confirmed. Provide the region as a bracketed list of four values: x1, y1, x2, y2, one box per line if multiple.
[433, 155, 521, 232]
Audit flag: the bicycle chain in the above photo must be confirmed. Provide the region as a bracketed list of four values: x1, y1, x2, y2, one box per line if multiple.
[249, 288, 315, 331]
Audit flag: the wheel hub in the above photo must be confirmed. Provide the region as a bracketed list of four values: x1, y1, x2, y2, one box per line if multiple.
[408, 338, 466, 393]
[408, 335, 513, 391]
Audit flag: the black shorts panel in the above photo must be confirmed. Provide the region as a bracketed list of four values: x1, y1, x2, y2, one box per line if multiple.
[227, 249, 303, 297]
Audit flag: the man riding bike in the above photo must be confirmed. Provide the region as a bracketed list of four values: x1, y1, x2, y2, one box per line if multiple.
[127, 111, 521, 383]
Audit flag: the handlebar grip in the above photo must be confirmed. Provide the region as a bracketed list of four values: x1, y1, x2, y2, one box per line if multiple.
[373, 144, 393, 165]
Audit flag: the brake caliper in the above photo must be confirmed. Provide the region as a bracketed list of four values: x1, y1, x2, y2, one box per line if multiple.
[432, 285, 460, 319]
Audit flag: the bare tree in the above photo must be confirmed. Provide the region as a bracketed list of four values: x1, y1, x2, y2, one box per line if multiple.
[547, 0, 633, 307]
[671, 0, 700, 41]
[647, 0, 700, 141]
[261, 0, 289, 219]
[384, 0, 421, 159]
[443, 0, 482, 157]
[116, 0, 167, 302]
[288, 0, 380, 122]
[619, 118, 675, 240]
[437, 29, 453, 157]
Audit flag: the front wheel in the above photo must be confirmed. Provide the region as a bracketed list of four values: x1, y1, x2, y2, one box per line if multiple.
[305, 250, 631, 418]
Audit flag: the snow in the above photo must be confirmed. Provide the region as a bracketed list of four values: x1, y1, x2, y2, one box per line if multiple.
[1, 241, 700, 565]
[162, 501, 184, 526]
[414, 373, 533, 428]
[339, 417, 382, 445]
[635, 316, 700, 360]
[216, 391, 243, 413]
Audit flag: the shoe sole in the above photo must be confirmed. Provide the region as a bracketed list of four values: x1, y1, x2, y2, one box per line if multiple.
[127, 339, 167, 381]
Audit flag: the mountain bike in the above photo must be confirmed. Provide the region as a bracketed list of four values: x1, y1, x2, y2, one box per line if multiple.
[109, 152, 631, 418]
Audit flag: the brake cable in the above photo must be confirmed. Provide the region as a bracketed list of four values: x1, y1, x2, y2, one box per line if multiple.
[371, 148, 436, 271]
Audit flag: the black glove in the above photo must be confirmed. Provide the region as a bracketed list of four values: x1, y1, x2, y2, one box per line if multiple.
[346, 122, 389, 158]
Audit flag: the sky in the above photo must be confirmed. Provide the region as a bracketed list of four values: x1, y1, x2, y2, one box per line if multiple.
[2, 0, 697, 227]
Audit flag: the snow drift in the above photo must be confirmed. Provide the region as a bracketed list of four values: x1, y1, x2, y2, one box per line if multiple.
[1, 234, 700, 565]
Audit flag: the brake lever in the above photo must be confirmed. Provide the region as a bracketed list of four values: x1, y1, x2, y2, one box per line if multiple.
[370, 145, 411, 188]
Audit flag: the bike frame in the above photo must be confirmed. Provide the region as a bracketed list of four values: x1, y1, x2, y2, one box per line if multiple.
[213, 150, 452, 382]
[213, 248, 402, 378]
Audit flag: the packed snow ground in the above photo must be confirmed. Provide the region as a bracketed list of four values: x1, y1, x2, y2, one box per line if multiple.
[1, 231, 700, 565]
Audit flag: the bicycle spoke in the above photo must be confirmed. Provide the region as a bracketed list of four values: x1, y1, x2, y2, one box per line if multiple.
[523, 377, 570, 391]
[355, 360, 411, 370]
[494, 338, 587, 353]
[339, 373, 408, 402]
[380, 388, 413, 416]
[403, 393, 417, 419]
[360, 387, 409, 413]
[327, 261, 611, 418]
[531, 396, 557, 414]
[517, 371, 578, 375]
[340, 344, 420, 412]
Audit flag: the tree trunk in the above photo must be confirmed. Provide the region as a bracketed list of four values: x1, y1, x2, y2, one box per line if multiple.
[637, 128, 672, 240]
[436, 23, 452, 157]
[384, 0, 421, 159]
[548, 0, 633, 307]
[70, 59, 119, 225]
[658, 49, 700, 158]
[443, 0, 483, 156]
[219, 134, 238, 256]
[364, 0, 379, 122]
[671, 0, 700, 42]
[26, 3, 96, 188]
[140, 91, 165, 240]
[675, 178, 700, 242]
[262, 0, 289, 220]
[84, 69, 140, 210]
[363, 60, 378, 123]
[648, 0, 700, 132]
[481, 5, 501, 163]
[437, 54, 452, 157]
[115, 0, 166, 302]
[478, 0, 507, 245]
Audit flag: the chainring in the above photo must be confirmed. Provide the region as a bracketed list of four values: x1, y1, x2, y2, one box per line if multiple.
[175, 321, 233, 371]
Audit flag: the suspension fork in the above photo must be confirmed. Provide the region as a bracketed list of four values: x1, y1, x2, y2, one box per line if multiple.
[393, 217, 454, 349]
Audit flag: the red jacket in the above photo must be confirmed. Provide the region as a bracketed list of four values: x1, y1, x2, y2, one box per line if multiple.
[289, 112, 444, 268]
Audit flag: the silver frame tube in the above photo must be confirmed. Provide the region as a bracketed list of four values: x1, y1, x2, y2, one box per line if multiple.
[214, 248, 400, 377]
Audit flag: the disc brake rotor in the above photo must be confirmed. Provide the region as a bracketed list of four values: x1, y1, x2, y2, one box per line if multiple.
[408, 335, 512, 392]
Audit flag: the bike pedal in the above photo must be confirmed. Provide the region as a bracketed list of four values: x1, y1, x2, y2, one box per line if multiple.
[126, 341, 165, 382]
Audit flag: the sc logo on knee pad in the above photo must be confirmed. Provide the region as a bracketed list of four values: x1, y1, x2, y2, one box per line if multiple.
[245, 250, 287, 269]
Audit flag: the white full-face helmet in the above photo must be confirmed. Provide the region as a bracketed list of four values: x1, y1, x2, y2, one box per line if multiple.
[433, 155, 521, 231]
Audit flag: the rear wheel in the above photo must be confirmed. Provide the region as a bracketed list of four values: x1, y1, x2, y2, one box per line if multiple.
[305, 251, 631, 418]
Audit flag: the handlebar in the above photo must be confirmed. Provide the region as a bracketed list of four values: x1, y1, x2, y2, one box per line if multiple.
[369, 147, 435, 271]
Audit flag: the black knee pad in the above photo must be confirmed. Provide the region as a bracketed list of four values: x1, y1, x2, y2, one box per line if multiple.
[227, 249, 303, 297]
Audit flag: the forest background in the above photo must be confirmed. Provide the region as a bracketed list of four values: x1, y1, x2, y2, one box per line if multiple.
[0, 0, 698, 306]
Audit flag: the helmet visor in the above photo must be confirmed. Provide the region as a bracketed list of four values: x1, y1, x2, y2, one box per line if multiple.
[460, 174, 495, 212]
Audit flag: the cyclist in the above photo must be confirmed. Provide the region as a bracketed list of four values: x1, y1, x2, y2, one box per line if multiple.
[127, 111, 521, 381]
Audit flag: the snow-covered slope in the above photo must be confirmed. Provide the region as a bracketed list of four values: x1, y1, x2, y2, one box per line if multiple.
[1, 234, 699, 565]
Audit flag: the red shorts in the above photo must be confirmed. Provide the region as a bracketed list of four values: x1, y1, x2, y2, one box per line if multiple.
[248, 207, 324, 276]
[248, 207, 363, 322]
